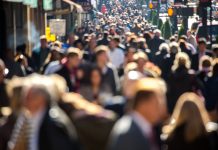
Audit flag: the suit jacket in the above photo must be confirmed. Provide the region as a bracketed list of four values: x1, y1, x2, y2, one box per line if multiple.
[0, 104, 80, 150]
[32, 47, 50, 72]
[39, 104, 80, 150]
[55, 65, 77, 92]
[108, 115, 151, 150]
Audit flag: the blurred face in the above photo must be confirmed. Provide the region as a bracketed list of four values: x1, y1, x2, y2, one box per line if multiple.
[127, 48, 135, 62]
[51, 51, 61, 61]
[91, 70, 102, 86]
[68, 55, 80, 68]
[24, 88, 47, 115]
[139, 93, 167, 125]
[109, 40, 117, 49]
[40, 39, 47, 48]
[187, 31, 191, 37]
[68, 35, 75, 45]
[97, 51, 108, 65]
[76, 43, 83, 50]
[198, 43, 206, 53]
[137, 58, 146, 69]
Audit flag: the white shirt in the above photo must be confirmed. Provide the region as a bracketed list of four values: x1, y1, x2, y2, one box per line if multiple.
[44, 61, 62, 75]
[29, 109, 46, 150]
[109, 48, 125, 69]
[131, 111, 152, 138]
[8, 110, 45, 150]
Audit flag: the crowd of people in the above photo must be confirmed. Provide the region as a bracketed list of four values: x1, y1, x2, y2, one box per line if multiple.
[0, 0, 218, 150]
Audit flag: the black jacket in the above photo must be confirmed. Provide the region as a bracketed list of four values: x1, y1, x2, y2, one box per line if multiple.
[166, 66, 202, 114]
[205, 75, 218, 111]
[55, 65, 77, 92]
[0, 105, 80, 150]
[39, 105, 80, 150]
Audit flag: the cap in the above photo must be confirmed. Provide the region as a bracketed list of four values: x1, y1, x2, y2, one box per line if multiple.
[50, 46, 63, 54]
[67, 47, 83, 58]
[198, 38, 207, 44]
[94, 45, 110, 54]
[40, 35, 46, 40]
[212, 44, 218, 51]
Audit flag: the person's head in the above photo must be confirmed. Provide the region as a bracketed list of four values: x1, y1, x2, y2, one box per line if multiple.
[169, 42, 181, 54]
[66, 47, 82, 69]
[22, 75, 57, 115]
[133, 51, 149, 71]
[153, 29, 161, 38]
[74, 39, 84, 50]
[180, 35, 188, 42]
[172, 52, 191, 71]
[132, 78, 167, 125]
[40, 35, 47, 49]
[50, 46, 63, 61]
[95, 45, 110, 66]
[187, 30, 192, 37]
[90, 67, 102, 86]
[199, 55, 213, 73]
[109, 36, 120, 49]
[89, 36, 97, 49]
[158, 43, 170, 54]
[122, 70, 143, 99]
[126, 47, 136, 62]
[169, 36, 176, 42]
[198, 38, 207, 53]
[163, 92, 210, 142]
[68, 33, 75, 45]
[16, 44, 26, 55]
[178, 39, 188, 51]
[212, 44, 218, 58]
[0, 59, 5, 83]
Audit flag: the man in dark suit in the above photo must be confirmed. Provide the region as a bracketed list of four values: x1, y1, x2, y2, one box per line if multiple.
[1, 74, 80, 150]
[148, 29, 165, 61]
[32, 35, 50, 72]
[56, 47, 82, 92]
[108, 78, 167, 150]
[97, 31, 110, 46]
[191, 38, 213, 71]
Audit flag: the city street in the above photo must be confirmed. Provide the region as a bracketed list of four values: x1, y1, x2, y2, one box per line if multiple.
[0, 0, 218, 150]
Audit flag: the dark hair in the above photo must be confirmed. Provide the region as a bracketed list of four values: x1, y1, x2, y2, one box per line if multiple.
[67, 52, 79, 58]
[89, 66, 102, 84]
[133, 90, 155, 108]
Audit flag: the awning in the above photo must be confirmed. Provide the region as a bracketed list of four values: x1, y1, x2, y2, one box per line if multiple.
[63, 0, 83, 13]
[47, 0, 83, 15]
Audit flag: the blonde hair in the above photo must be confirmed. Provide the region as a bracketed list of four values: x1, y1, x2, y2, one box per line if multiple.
[171, 52, 191, 71]
[163, 92, 210, 142]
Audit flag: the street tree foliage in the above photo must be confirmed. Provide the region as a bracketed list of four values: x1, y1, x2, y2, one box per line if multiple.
[178, 25, 186, 38]
[162, 19, 172, 39]
[158, 18, 163, 30]
[152, 11, 158, 26]
[178, 19, 187, 38]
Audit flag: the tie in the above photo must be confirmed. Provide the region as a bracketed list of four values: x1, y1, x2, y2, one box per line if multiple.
[148, 128, 159, 150]
[9, 116, 31, 150]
